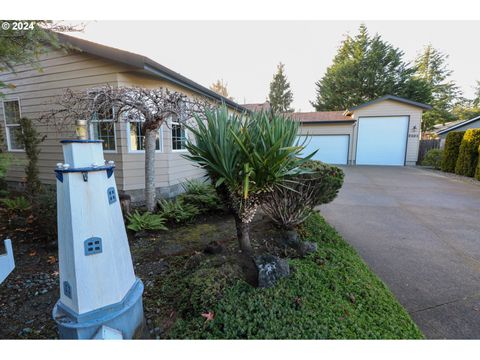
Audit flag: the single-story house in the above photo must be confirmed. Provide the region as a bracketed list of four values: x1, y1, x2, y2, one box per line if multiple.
[245, 95, 432, 166]
[0, 33, 246, 201]
[436, 115, 480, 147]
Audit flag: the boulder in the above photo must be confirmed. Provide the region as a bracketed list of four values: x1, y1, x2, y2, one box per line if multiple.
[203, 240, 224, 255]
[298, 241, 318, 257]
[279, 229, 301, 248]
[254, 254, 290, 288]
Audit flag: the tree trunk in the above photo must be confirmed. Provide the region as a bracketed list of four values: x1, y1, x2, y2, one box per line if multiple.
[239, 221, 252, 253]
[144, 129, 157, 212]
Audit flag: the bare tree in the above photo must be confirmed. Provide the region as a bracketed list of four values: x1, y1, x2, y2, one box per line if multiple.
[42, 85, 212, 211]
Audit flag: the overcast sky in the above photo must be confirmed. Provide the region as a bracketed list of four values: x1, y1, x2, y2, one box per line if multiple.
[66, 21, 480, 111]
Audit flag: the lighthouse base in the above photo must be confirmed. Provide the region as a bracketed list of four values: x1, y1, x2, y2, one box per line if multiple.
[53, 278, 145, 339]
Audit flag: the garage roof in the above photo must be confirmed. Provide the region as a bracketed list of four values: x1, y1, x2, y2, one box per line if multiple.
[348, 95, 432, 111]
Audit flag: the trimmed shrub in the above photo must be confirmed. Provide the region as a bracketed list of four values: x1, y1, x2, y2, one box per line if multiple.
[441, 131, 465, 173]
[17, 117, 45, 195]
[421, 148, 443, 169]
[262, 160, 344, 229]
[476, 144, 480, 181]
[455, 129, 480, 177]
[299, 160, 345, 205]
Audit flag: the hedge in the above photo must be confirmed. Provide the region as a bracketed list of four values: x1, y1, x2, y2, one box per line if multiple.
[421, 148, 443, 170]
[441, 131, 465, 173]
[455, 129, 480, 177]
[476, 144, 480, 181]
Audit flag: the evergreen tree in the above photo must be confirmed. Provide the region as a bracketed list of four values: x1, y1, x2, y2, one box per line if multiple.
[268, 62, 294, 113]
[311, 24, 431, 111]
[210, 79, 233, 100]
[414, 44, 461, 130]
[0, 21, 80, 95]
[17, 117, 45, 195]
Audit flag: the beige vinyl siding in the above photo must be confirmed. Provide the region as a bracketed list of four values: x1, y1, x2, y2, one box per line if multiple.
[0, 49, 131, 187]
[351, 100, 423, 165]
[298, 123, 355, 163]
[117, 72, 208, 192]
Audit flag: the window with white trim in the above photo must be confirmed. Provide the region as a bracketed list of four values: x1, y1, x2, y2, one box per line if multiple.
[2, 99, 23, 151]
[128, 120, 162, 151]
[171, 121, 187, 151]
[89, 107, 116, 151]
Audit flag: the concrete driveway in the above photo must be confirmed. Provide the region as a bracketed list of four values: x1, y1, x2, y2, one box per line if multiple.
[320, 166, 480, 339]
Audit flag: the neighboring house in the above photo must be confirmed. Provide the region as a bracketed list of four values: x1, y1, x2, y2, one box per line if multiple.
[242, 101, 271, 112]
[436, 115, 480, 148]
[0, 33, 246, 201]
[293, 95, 431, 166]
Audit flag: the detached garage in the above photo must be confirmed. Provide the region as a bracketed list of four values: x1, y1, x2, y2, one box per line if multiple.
[294, 95, 431, 166]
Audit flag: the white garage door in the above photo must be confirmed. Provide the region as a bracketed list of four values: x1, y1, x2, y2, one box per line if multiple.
[297, 135, 349, 165]
[356, 116, 408, 166]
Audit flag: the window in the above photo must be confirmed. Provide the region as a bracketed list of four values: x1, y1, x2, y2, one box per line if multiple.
[2, 99, 23, 151]
[171, 121, 187, 151]
[128, 121, 162, 152]
[89, 107, 116, 151]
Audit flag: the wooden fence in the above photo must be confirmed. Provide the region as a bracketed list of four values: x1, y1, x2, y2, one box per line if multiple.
[417, 139, 441, 164]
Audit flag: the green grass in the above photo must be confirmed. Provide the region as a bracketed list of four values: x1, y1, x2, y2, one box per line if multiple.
[162, 212, 423, 339]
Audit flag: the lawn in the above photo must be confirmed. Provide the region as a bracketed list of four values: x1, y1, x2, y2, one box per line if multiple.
[140, 212, 423, 340]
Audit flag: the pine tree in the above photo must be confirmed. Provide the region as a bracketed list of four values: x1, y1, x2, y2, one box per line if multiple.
[210, 79, 233, 100]
[311, 24, 431, 111]
[414, 44, 461, 130]
[268, 63, 294, 113]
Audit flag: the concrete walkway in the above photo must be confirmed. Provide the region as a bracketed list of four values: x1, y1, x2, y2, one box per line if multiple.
[320, 166, 480, 339]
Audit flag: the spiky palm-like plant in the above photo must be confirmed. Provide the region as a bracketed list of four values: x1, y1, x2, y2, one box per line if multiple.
[184, 106, 312, 252]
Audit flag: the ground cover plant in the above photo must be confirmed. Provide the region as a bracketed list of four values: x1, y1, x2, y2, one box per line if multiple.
[145, 212, 423, 339]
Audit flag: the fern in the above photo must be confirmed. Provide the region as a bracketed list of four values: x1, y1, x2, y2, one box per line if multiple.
[158, 198, 200, 223]
[127, 210, 168, 232]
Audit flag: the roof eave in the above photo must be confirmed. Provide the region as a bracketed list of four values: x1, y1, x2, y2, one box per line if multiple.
[348, 95, 432, 112]
[437, 115, 480, 135]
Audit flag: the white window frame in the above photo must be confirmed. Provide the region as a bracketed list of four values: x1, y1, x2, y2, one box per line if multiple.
[171, 119, 188, 153]
[126, 120, 164, 154]
[87, 92, 117, 153]
[2, 98, 24, 152]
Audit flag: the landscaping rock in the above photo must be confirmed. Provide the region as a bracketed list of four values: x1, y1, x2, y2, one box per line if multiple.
[298, 241, 318, 257]
[280, 230, 301, 248]
[203, 240, 224, 255]
[254, 254, 290, 288]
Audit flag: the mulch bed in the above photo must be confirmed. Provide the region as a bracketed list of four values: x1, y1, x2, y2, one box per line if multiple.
[0, 209, 288, 339]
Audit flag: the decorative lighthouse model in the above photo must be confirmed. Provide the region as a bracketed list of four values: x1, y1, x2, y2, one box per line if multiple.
[52, 134, 144, 339]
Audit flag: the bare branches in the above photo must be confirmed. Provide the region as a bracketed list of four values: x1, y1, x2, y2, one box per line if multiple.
[40, 85, 215, 133]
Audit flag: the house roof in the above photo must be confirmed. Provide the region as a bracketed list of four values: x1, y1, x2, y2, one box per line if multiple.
[348, 95, 432, 112]
[55, 33, 247, 112]
[436, 115, 480, 135]
[289, 111, 354, 123]
[242, 101, 271, 112]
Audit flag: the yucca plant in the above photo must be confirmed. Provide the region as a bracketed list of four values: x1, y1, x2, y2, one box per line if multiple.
[184, 106, 314, 252]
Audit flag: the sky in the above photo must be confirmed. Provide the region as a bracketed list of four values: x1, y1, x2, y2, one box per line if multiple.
[66, 21, 480, 112]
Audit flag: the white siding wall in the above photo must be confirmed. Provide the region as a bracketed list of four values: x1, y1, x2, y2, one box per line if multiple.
[298, 123, 355, 163]
[351, 100, 423, 165]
